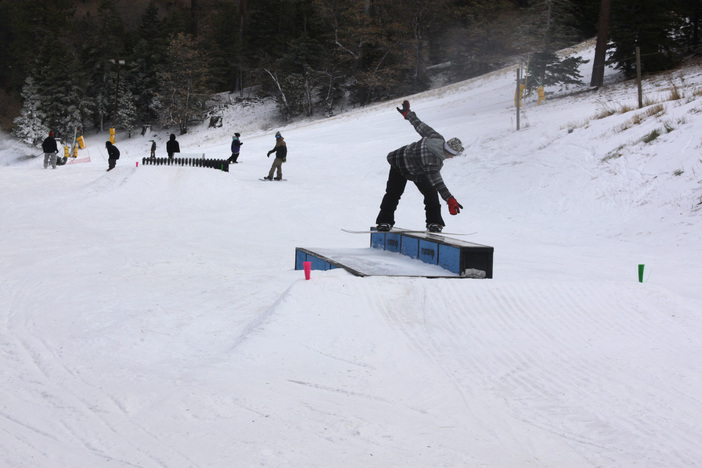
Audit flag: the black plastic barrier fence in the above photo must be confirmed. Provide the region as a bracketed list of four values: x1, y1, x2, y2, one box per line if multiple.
[141, 157, 229, 172]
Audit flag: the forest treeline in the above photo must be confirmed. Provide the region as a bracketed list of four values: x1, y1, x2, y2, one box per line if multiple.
[0, 0, 700, 143]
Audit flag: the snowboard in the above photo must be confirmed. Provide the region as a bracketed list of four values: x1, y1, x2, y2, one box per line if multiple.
[259, 178, 287, 181]
[342, 228, 475, 236]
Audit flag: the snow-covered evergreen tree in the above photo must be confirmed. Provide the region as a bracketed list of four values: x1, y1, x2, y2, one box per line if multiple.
[33, 38, 90, 138]
[116, 82, 138, 137]
[131, 2, 164, 125]
[12, 76, 50, 146]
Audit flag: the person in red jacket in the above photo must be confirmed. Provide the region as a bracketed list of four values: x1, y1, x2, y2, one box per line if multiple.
[375, 100, 464, 233]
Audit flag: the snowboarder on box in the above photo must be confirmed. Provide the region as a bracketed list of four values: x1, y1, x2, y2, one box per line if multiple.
[228, 133, 243, 164]
[375, 100, 464, 233]
[105, 141, 120, 171]
[166, 133, 180, 160]
[264, 131, 287, 180]
[42, 131, 59, 169]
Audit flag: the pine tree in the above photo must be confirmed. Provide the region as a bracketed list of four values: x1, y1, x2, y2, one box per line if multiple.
[608, 0, 687, 77]
[527, 50, 587, 91]
[521, 0, 582, 52]
[205, 2, 244, 93]
[520, 0, 588, 92]
[30, 38, 88, 138]
[116, 80, 138, 137]
[436, 0, 520, 81]
[12, 76, 49, 146]
[276, 32, 328, 117]
[155, 33, 213, 134]
[3, 0, 77, 91]
[131, 2, 167, 125]
[0, 1, 13, 89]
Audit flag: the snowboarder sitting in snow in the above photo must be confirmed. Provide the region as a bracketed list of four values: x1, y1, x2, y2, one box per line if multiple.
[264, 131, 287, 180]
[228, 133, 243, 164]
[42, 131, 59, 169]
[105, 141, 120, 172]
[166, 133, 180, 160]
[375, 100, 464, 233]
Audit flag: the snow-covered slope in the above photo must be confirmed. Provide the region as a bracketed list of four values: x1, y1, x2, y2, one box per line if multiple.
[1, 45, 702, 467]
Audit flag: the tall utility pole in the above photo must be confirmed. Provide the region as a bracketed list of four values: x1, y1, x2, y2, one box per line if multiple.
[590, 0, 612, 87]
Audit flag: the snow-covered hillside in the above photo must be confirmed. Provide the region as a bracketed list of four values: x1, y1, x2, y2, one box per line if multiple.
[1, 45, 702, 467]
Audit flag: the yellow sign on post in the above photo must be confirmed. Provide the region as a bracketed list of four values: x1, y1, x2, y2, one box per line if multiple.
[77, 135, 86, 149]
[109, 128, 116, 144]
[514, 84, 525, 107]
[537, 86, 545, 105]
[63, 146, 70, 158]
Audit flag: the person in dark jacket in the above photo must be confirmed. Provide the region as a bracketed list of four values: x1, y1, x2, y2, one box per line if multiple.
[375, 100, 464, 233]
[105, 141, 120, 171]
[264, 131, 287, 180]
[166, 133, 180, 159]
[42, 131, 59, 169]
[228, 133, 243, 164]
[150, 140, 156, 159]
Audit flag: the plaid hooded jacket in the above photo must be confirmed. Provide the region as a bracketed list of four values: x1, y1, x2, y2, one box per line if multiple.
[386, 111, 453, 201]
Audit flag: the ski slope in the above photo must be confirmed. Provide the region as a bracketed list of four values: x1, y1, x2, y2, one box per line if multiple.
[1, 44, 702, 467]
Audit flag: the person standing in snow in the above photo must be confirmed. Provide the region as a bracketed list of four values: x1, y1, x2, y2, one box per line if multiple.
[105, 141, 120, 171]
[42, 131, 59, 169]
[263, 131, 287, 180]
[375, 100, 464, 233]
[228, 133, 243, 164]
[166, 133, 180, 160]
[150, 140, 156, 159]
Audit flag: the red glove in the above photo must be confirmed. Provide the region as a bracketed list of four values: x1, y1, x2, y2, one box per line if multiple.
[396, 100, 410, 118]
[448, 197, 463, 215]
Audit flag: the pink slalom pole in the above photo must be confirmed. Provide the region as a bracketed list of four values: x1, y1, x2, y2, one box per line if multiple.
[303, 261, 312, 280]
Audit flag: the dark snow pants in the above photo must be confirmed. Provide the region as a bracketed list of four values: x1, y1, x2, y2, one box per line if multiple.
[375, 166, 445, 227]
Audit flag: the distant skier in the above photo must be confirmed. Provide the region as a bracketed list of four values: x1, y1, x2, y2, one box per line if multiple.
[375, 100, 464, 233]
[263, 131, 287, 180]
[228, 133, 243, 164]
[166, 133, 180, 160]
[105, 141, 120, 171]
[41, 131, 59, 169]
